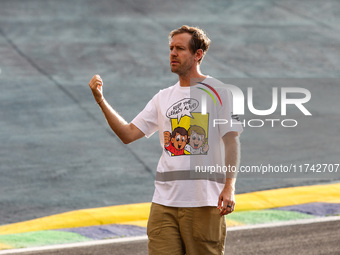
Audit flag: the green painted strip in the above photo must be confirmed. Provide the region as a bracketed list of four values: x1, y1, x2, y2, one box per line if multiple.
[227, 210, 315, 225]
[0, 231, 91, 249]
[0, 242, 12, 250]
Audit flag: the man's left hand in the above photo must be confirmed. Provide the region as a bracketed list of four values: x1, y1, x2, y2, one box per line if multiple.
[217, 185, 235, 216]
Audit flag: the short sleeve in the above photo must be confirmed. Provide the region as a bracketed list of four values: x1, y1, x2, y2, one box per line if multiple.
[131, 94, 159, 138]
[218, 88, 243, 137]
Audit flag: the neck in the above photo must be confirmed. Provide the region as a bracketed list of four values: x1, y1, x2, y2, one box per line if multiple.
[178, 67, 206, 87]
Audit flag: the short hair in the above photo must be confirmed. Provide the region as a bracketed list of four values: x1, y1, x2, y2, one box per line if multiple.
[169, 25, 211, 64]
[188, 125, 207, 144]
[188, 125, 206, 137]
[171, 127, 188, 138]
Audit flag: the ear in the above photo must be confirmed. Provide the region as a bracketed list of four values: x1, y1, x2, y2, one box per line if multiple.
[195, 49, 204, 62]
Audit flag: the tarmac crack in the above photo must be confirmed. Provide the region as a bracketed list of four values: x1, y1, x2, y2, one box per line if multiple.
[0, 26, 154, 177]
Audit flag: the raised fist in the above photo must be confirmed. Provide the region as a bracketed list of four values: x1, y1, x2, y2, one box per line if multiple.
[89, 74, 104, 103]
[163, 131, 171, 146]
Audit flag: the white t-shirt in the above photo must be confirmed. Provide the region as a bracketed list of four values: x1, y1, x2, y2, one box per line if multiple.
[132, 76, 243, 207]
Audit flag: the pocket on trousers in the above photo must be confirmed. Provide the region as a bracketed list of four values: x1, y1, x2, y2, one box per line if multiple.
[147, 203, 164, 237]
[192, 207, 225, 242]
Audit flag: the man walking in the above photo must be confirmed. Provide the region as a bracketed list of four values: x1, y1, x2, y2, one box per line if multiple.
[89, 25, 242, 255]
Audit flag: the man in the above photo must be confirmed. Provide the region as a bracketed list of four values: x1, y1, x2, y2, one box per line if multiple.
[89, 25, 242, 255]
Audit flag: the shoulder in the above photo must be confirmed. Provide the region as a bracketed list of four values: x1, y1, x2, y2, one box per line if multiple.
[159, 83, 178, 94]
[198, 76, 230, 99]
[204, 76, 236, 97]
[153, 83, 178, 100]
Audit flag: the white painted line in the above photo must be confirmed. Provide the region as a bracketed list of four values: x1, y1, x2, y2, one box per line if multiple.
[1, 216, 340, 254]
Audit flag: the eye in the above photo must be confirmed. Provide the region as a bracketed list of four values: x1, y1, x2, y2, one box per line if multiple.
[198, 136, 202, 141]
[176, 135, 181, 141]
[192, 134, 197, 140]
[182, 137, 185, 142]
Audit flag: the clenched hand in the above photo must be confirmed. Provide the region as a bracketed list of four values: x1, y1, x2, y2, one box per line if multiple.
[89, 74, 104, 103]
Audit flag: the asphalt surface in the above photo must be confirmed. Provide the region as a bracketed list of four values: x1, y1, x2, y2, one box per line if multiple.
[3, 219, 340, 255]
[1, 0, 340, 225]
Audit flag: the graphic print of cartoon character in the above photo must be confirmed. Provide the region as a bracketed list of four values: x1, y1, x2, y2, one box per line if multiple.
[164, 127, 188, 156]
[185, 125, 209, 155]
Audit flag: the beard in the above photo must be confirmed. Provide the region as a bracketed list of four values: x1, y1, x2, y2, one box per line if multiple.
[170, 58, 194, 76]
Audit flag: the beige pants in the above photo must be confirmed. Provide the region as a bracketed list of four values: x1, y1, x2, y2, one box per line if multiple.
[147, 203, 226, 255]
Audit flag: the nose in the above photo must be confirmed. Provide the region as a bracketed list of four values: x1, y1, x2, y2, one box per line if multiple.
[170, 48, 178, 57]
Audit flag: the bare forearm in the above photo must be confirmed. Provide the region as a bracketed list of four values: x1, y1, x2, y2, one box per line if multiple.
[89, 75, 144, 144]
[223, 132, 241, 188]
[98, 99, 132, 144]
[218, 132, 241, 215]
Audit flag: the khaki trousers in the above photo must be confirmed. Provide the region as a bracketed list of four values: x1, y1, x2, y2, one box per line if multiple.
[147, 203, 226, 255]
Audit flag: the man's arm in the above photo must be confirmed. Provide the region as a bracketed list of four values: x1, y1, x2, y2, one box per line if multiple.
[89, 74, 145, 144]
[217, 131, 241, 216]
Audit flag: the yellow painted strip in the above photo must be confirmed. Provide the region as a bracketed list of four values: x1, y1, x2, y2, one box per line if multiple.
[235, 182, 340, 212]
[0, 183, 339, 235]
[120, 220, 148, 228]
[226, 219, 244, 227]
[0, 203, 151, 235]
[0, 242, 12, 250]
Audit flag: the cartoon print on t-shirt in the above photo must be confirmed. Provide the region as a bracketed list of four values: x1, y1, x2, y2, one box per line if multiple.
[185, 125, 209, 155]
[163, 127, 188, 156]
[164, 98, 209, 156]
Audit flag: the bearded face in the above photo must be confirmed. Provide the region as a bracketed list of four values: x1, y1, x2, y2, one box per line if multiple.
[169, 33, 196, 77]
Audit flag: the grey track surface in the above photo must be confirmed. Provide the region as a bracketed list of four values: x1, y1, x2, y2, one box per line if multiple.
[4, 219, 340, 254]
[1, 0, 340, 224]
